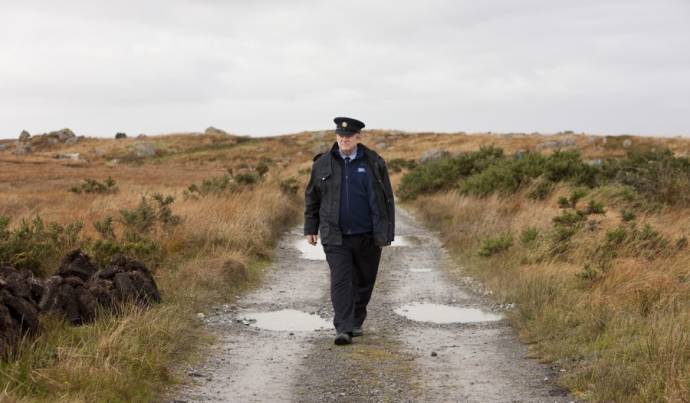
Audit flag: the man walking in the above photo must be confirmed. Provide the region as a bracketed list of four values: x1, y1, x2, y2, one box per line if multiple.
[304, 117, 395, 345]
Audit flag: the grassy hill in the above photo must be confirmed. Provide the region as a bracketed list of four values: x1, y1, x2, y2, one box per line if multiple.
[1, 129, 689, 401]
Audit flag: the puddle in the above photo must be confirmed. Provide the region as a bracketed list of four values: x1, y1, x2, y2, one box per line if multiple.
[242, 309, 333, 331]
[409, 268, 432, 273]
[294, 239, 326, 260]
[390, 236, 412, 247]
[394, 303, 503, 324]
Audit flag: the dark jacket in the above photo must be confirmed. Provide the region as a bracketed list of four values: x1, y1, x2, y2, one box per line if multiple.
[304, 142, 395, 247]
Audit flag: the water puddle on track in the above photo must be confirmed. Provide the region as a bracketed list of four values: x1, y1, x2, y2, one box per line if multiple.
[395, 303, 503, 324]
[294, 239, 326, 260]
[391, 236, 412, 247]
[241, 309, 333, 332]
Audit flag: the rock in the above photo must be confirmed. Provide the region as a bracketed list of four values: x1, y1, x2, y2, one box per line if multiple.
[375, 142, 388, 150]
[584, 159, 603, 166]
[57, 152, 81, 161]
[0, 265, 43, 355]
[115, 132, 127, 140]
[622, 139, 632, 148]
[106, 159, 119, 167]
[0, 144, 7, 151]
[18, 130, 31, 142]
[535, 139, 576, 151]
[40, 252, 99, 325]
[136, 134, 147, 139]
[89, 254, 161, 306]
[57, 249, 98, 282]
[197, 312, 205, 319]
[133, 142, 156, 158]
[205, 126, 227, 136]
[12, 143, 32, 156]
[419, 149, 449, 163]
[64, 137, 79, 146]
[48, 128, 76, 142]
[430, 351, 438, 357]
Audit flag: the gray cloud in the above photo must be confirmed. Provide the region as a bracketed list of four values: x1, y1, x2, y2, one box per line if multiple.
[1, 0, 688, 138]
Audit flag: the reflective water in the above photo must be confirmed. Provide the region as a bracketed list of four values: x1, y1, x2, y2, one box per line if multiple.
[294, 239, 326, 260]
[394, 303, 503, 324]
[390, 236, 411, 247]
[242, 309, 333, 331]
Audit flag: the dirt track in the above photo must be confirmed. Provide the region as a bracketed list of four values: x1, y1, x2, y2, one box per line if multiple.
[172, 207, 573, 402]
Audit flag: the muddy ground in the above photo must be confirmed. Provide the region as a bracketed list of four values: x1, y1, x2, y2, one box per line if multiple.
[171, 207, 574, 402]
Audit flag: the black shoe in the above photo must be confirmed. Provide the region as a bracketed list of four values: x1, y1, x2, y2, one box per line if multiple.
[334, 332, 352, 345]
[352, 326, 363, 337]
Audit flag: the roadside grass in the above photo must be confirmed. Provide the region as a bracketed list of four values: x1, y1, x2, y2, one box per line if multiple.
[0, 137, 303, 401]
[410, 189, 690, 402]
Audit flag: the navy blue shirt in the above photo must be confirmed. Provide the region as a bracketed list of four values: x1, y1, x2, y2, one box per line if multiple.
[333, 145, 379, 235]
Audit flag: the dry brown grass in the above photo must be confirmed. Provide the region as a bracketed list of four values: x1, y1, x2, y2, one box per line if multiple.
[410, 182, 690, 401]
[3, 128, 690, 401]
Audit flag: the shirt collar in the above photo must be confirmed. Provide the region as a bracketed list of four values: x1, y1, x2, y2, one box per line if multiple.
[338, 144, 358, 160]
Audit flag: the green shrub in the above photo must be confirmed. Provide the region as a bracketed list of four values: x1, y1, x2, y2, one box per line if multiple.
[0, 216, 83, 276]
[279, 177, 300, 196]
[601, 149, 690, 207]
[235, 172, 259, 185]
[388, 158, 417, 173]
[69, 177, 118, 194]
[527, 179, 553, 200]
[397, 145, 504, 200]
[621, 210, 636, 222]
[583, 200, 606, 215]
[478, 234, 513, 257]
[520, 227, 539, 245]
[543, 150, 598, 187]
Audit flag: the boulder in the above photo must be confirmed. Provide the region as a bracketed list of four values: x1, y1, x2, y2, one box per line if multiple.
[18, 130, 31, 143]
[89, 254, 161, 306]
[133, 142, 156, 158]
[0, 144, 6, 151]
[56, 152, 81, 161]
[205, 126, 228, 136]
[57, 249, 98, 282]
[419, 149, 449, 163]
[48, 128, 76, 142]
[623, 139, 632, 148]
[64, 137, 79, 146]
[0, 265, 43, 356]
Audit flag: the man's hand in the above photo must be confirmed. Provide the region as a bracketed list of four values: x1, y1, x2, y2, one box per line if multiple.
[306, 234, 318, 246]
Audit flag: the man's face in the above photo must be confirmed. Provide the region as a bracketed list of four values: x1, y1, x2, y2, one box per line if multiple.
[336, 132, 360, 154]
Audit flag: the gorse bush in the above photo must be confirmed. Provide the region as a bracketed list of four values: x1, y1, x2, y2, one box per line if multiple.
[92, 194, 182, 267]
[185, 167, 265, 199]
[0, 216, 83, 276]
[69, 177, 118, 194]
[388, 158, 417, 173]
[397, 145, 504, 200]
[478, 234, 513, 257]
[398, 146, 597, 200]
[601, 149, 690, 207]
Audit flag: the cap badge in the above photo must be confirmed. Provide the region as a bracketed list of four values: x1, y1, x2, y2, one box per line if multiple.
[342, 122, 348, 128]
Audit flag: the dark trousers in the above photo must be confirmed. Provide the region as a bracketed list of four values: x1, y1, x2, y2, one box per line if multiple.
[323, 233, 382, 334]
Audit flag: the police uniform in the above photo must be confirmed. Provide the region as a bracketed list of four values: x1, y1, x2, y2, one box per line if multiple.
[304, 117, 395, 345]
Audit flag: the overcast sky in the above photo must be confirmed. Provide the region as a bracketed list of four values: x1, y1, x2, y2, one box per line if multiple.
[1, 0, 688, 139]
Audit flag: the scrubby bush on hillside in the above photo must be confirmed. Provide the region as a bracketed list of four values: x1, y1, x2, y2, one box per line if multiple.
[0, 216, 83, 276]
[91, 194, 181, 267]
[478, 234, 513, 257]
[388, 158, 417, 173]
[601, 149, 690, 207]
[69, 177, 118, 194]
[397, 146, 504, 200]
[398, 146, 598, 200]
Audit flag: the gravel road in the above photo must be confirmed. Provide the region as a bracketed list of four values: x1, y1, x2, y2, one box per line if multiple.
[171, 207, 573, 402]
